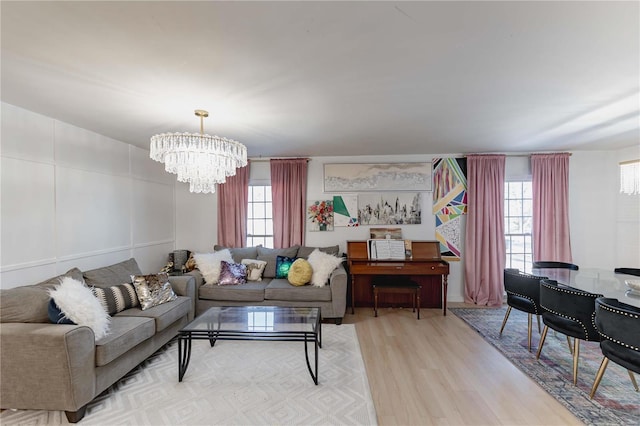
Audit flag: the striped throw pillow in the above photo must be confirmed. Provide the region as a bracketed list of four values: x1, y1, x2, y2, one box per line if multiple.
[92, 283, 139, 315]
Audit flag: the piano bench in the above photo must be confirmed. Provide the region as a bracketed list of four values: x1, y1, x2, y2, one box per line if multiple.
[372, 281, 422, 320]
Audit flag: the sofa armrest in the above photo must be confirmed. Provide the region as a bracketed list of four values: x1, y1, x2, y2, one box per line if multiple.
[185, 269, 205, 290]
[328, 265, 348, 318]
[168, 275, 196, 321]
[0, 323, 96, 413]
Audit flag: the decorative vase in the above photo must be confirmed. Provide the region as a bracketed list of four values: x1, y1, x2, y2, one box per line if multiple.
[319, 223, 327, 231]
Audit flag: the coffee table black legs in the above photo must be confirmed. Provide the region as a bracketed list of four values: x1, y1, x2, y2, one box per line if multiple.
[304, 333, 319, 385]
[177, 333, 192, 382]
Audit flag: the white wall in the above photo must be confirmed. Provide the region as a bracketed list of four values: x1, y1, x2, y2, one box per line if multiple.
[188, 152, 639, 304]
[3, 102, 637, 299]
[0, 103, 176, 289]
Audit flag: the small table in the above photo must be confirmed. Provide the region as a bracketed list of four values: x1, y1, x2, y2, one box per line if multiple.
[177, 306, 321, 384]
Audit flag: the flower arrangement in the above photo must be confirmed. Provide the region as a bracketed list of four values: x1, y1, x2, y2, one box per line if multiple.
[308, 200, 334, 231]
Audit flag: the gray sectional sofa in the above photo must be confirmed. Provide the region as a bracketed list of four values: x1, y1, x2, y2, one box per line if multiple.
[189, 245, 348, 324]
[0, 258, 196, 423]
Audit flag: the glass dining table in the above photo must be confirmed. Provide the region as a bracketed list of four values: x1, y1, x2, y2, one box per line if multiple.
[532, 267, 640, 308]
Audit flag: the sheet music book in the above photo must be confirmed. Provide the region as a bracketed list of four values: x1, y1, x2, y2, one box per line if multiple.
[367, 239, 406, 260]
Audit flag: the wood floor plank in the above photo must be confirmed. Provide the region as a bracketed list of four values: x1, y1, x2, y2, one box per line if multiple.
[343, 306, 583, 425]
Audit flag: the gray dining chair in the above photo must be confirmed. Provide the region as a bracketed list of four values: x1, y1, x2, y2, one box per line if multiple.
[532, 261, 579, 270]
[590, 297, 640, 399]
[536, 279, 603, 385]
[501, 269, 546, 351]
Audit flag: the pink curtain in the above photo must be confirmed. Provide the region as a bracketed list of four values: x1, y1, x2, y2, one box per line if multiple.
[217, 163, 250, 248]
[464, 154, 506, 306]
[270, 158, 308, 248]
[532, 153, 572, 262]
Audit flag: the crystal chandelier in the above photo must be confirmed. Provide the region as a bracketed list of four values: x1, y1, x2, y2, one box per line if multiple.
[150, 110, 247, 194]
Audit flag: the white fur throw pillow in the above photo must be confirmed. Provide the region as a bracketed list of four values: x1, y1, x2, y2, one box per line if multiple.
[194, 250, 234, 284]
[307, 249, 344, 287]
[48, 277, 111, 340]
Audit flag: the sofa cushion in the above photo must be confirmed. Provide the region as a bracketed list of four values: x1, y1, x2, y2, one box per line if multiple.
[95, 316, 155, 366]
[48, 277, 111, 340]
[115, 296, 191, 333]
[275, 256, 297, 279]
[92, 283, 139, 315]
[241, 259, 267, 281]
[199, 282, 268, 302]
[83, 258, 142, 288]
[297, 245, 340, 259]
[214, 245, 259, 264]
[194, 250, 233, 284]
[308, 249, 344, 287]
[265, 279, 332, 302]
[0, 268, 84, 323]
[218, 261, 247, 285]
[257, 246, 299, 278]
[131, 273, 177, 310]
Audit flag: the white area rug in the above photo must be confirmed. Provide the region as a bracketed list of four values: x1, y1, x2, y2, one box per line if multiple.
[1, 324, 377, 425]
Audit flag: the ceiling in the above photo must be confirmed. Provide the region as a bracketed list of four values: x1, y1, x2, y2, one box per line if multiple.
[1, 1, 638, 158]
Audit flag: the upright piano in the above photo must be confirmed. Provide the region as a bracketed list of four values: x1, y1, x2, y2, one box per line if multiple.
[347, 240, 450, 315]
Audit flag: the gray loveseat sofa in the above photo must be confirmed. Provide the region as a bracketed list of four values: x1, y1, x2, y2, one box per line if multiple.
[0, 258, 196, 423]
[189, 245, 348, 324]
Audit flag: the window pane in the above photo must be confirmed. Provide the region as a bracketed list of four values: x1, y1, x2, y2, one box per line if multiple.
[522, 199, 532, 216]
[247, 185, 273, 248]
[509, 199, 522, 216]
[522, 217, 532, 233]
[508, 182, 522, 198]
[509, 217, 522, 234]
[523, 182, 533, 198]
[253, 202, 264, 218]
[254, 220, 266, 235]
[253, 186, 265, 202]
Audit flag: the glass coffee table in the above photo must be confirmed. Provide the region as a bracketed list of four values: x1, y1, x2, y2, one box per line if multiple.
[177, 306, 321, 384]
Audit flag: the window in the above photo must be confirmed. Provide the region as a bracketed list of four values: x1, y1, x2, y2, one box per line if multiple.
[505, 181, 533, 273]
[247, 185, 273, 248]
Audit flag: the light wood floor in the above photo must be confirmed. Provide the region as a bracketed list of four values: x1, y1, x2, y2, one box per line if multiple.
[342, 304, 583, 426]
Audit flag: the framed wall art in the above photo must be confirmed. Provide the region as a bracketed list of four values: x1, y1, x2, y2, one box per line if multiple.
[323, 162, 432, 192]
[357, 193, 422, 225]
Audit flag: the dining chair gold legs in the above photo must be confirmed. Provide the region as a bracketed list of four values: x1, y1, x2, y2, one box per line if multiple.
[499, 306, 512, 336]
[590, 357, 640, 399]
[572, 337, 580, 385]
[500, 306, 539, 352]
[590, 357, 609, 399]
[527, 313, 533, 351]
[538, 328, 582, 385]
[629, 370, 639, 391]
[536, 325, 548, 360]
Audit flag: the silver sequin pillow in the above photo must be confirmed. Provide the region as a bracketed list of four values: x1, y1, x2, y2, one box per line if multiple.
[218, 261, 248, 286]
[131, 273, 177, 310]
